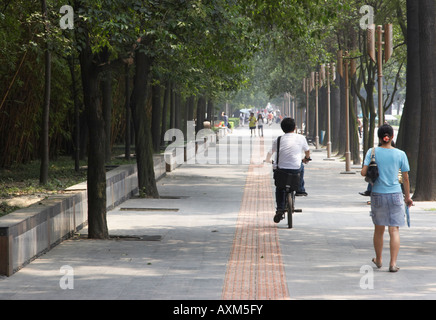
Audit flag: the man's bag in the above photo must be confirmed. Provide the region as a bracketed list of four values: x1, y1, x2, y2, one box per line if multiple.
[274, 170, 300, 190]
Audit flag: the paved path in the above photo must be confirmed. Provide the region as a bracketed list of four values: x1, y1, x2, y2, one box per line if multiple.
[1, 123, 436, 302]
[222, 138, 289, 300]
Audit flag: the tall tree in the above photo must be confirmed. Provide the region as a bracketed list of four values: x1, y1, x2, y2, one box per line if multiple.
[151, 81, 162, 153]
[130, 37, 159, 198]
[68, 55, 81, 172]
[101, 49, 113, 163]
[124, 63, 132, 161]
[39, 0, 51, 185]
[78, 28, 109, 239]
[396, 0, 421, 190]
[414, 0, 436, 201]
[74, 0, 138, 238]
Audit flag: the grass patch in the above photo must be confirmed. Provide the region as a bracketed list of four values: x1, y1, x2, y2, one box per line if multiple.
[0, 154, 136, 210]
[0, 157, 88, 198]
[0, 202, 20, 218]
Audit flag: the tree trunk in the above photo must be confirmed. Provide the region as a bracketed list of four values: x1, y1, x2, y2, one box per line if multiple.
[331, 71, 341, 154]
[160, 81, 170, 148]
[170, 85, 175, 130]
[68, 55, 81, 172]
[397, 0, 421, 191]
[196, 96, 206, 133]
[187, 95, 195, 121]
[125, 64, 131, 160]
[79, 108, 88, 160]
[151, 81, 162, 152]
[175, 92, 181, 130]
[79, 31, 108, 239]
[102, 69, 112, 163]
[337, 75, 346, 156]
[362, 61, 377, 155]
[39, 0, 50, 185]
[414, 0, 436, 201]
[130, 40, 159, 198]
[319, 86, 327, 146]
[207, 99, 214, 127]
[350, 82, 360, 165]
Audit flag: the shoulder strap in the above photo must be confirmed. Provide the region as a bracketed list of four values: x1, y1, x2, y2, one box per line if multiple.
[277, 136, 281, 169]
[371, 147, 376, 160]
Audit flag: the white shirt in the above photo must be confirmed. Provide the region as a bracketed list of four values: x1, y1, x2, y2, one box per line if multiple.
[271, 133, 309, 170]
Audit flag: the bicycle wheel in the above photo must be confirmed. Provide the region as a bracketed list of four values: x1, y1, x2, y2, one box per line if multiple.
[286, 192, 294, 229]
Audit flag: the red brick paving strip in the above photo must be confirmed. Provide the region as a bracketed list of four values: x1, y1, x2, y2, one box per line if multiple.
[222, 139, 290, 300]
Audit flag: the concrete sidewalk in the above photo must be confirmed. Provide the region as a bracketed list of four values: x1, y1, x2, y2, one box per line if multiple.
[1, 123, 436, 300]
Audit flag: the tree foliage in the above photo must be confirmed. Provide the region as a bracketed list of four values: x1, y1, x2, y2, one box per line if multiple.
[2, 0, 436, 233]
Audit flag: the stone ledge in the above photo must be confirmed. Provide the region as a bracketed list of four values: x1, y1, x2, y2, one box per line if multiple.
[0, 189, 88, 276]
[0, 155, 166, 277]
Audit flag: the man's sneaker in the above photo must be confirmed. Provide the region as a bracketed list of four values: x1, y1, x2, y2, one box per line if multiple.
[359, 191, 371, 196]
[295, 192, 308, 196]
[274, 210, 284, 223]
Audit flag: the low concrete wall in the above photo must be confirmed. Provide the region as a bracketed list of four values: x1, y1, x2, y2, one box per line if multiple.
[0, 155, 166, 277]
[0, 191, 88, 277]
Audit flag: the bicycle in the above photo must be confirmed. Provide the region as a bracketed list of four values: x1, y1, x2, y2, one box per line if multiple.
[273, 158, 311, 228]
[273, 172, 302, 228]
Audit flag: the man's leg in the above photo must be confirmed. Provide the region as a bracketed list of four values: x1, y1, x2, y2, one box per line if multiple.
[299, 163, 305, 192]
[274, 187, 286, 223]
[296, 164, 307, 196]
[275, 187, 286, 210]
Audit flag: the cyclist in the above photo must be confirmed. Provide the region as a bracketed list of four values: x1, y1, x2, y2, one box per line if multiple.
[265, 117, 311, 223]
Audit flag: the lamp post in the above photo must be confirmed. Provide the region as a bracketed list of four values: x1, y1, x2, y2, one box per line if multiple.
[368, 24, 393, 127]
[285, 92, 292, 118]
[344, 53, 351, 172]
[323, 63, 336, 161]
[315, 72, 320, 150]
[338, 50, 357, 174]
[303, 77, 310, 136]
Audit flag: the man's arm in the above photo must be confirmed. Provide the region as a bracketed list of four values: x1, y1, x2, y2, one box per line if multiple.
[264, 138, 277, 163]
[302, 150, 311, 164]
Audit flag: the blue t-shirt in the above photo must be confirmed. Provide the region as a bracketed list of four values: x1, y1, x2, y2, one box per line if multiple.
[364, 147, 410, 194]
